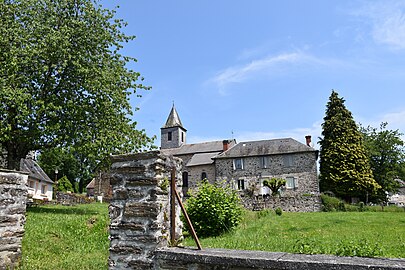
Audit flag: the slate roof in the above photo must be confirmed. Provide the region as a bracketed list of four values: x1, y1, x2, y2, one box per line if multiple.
[161, 105, 186, 130]
[20, 158, 53, 184]
[214, 138, 316, 159]
[86, 178, 95, 189]
[186, 152, 221, 167]
[161, 139, 236, 156]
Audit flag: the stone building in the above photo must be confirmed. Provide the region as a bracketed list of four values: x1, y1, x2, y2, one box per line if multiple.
[160, 105, 319, 202]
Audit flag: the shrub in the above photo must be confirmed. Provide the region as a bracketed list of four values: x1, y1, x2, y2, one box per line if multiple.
[275, 207, 283, 216]
[183, 180, 243, 238]
[321, 194, 343, 212]
[56, 176, 74, 192]
[257, 209, 272, 219]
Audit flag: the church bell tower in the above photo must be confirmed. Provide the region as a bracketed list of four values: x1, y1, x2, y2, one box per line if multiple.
[161, 105, 187, 149]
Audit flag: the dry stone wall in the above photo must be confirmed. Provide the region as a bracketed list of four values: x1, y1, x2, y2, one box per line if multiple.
[0, 169, 28, 269]
[109, 151, 183, 269]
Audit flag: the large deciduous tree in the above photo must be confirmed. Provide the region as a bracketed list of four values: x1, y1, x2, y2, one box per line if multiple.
[319, 91, 380, 200]
[0, 0, 154, 170]
[361, 122, 405, 202]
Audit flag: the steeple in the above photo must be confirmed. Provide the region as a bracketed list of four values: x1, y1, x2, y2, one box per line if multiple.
[162, 105, 186, 130]
[161, 104, 187, 149]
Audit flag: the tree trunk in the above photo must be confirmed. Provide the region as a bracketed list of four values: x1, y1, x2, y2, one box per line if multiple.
[5, 141, 29, 170]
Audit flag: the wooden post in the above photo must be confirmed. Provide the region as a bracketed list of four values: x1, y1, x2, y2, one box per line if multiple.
[170, 168, 176, 245]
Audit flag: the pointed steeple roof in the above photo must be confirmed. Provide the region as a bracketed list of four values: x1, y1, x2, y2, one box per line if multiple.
[162, 105, 186, 130]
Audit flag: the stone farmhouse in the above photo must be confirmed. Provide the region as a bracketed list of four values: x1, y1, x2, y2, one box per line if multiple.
[160, 105, 320, 208]
[20, 157, 54, 201]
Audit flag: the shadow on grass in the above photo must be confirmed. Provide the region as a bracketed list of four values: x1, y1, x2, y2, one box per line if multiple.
[26, 205, 101, 216]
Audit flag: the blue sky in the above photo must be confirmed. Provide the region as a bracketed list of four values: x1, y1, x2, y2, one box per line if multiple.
[101, 0, 405, 148]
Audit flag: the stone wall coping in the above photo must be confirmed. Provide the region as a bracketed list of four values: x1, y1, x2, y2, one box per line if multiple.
[0, 169, 30, 175]
[110, 151, 163, 163]
[156, 247, 405, 270]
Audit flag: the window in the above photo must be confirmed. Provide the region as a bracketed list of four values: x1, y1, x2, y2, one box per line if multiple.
[260, 156, 269, 168]
[41, 185, 47, 194]
[181, 132, 184, 142]
[201, 172, 207, 180]
[237, 179, 245, 190]
[233, 158, 244, 170]
[168, 132, 172, 141]
[286, 177, 298, 189]
[182, 172, 188, 187]
[28, 180, 35, 189]
[283, 155, 294, 167]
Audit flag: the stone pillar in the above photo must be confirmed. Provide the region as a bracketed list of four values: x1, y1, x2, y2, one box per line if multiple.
[109, 151, 182, 269]
[0, 169, 28, 269]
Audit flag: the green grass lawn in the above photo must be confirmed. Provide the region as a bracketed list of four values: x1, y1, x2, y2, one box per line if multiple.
[184, 210, 405, 258]
[21, 203, 109, 270]
[20, 204, 404, 270]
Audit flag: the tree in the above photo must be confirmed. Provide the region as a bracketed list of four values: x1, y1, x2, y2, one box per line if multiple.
[0, 0, 154, 171]
[319, 91, 380, 200]
[361, 122, 404, 202]
[37, 147, 81, 192]
[56, 175, 74, 193]
[263, 178, 286, 197]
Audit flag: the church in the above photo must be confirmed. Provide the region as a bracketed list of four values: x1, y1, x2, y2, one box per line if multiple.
[160, 105, 320, 199]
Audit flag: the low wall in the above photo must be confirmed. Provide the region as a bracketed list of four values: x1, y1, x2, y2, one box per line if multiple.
[0, 169, 28, 269]
[156, 248, 405, 270]
[109, 151, 405, 270]
[242, 195, 322, 212]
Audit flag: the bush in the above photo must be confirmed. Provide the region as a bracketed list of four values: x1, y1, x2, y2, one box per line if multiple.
[183, 180, 243, 238]
[257, 209, 272, 219]
[320, 194, 342, 212]
[275, 207, 283, 216]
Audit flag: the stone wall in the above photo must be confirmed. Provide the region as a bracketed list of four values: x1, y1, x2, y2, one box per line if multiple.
[214, 152, 320, 211]
[108, 151, 405, 270]
[109, 151, 183, 269]
[242, 195, 322, 212]
[0, 169, 28, 269]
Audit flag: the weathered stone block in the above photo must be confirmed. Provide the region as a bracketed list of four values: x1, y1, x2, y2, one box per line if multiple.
[124, 202, 159, 218]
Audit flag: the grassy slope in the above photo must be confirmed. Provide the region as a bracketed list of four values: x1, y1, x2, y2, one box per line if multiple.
[184, 210, 405, 258]
[21, 203, 109, 270]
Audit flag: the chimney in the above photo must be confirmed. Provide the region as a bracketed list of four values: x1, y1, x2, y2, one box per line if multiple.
[305, 135, 312, 147]
[222, 140, 230, 152]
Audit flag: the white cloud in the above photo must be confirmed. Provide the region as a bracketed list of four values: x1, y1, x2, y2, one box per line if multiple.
[353, 1, 405, 49]
[210, 52, 321, 95]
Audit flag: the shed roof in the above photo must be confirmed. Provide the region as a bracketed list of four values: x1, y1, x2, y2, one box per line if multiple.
[214, 138, 316, 159]
[20, 158, 53, 184]
[86, 178, 95, 189]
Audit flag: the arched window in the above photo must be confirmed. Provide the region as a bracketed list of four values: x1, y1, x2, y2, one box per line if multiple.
[201, 172, 207, 180]
[182, 172, 188, 188]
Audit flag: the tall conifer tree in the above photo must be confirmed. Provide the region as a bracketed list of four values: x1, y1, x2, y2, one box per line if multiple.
[319, 91, 380, 199]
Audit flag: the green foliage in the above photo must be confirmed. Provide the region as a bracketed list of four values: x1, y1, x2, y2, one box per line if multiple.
[56, 175, 74, 193]
[275, 207, 283, 216]
[183, 181, 243, 238]
[38, 148, 81, 192]
[319, 91, 380, 199]
[361, 122, 405, 203]
[256, 209, 272, 219]
[335, 239, 384, 257]
[0, 0, 154, 170]
[263, 178, 286, 197]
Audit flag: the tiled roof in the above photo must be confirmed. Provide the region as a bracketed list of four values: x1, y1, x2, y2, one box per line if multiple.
[20, 158, 53, 184]
[215, 138, 316, 159]
[186, 152, 221, 167]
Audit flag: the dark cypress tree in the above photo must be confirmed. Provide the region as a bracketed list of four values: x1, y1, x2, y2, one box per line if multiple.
[319, 91, 380, 200]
